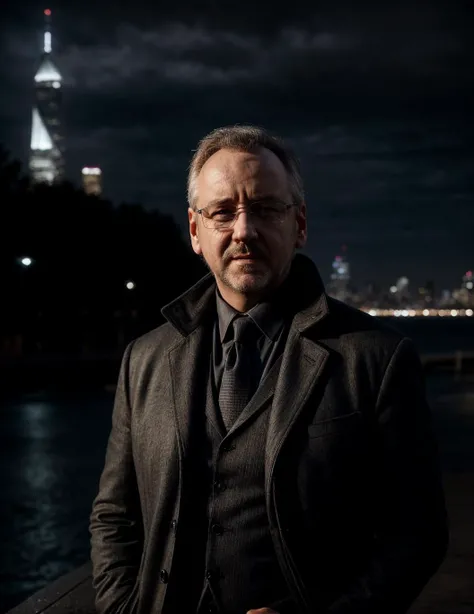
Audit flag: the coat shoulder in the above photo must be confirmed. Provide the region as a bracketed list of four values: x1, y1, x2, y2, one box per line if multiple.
[325, 296, 410, 356]
[127, 322, 181, 365]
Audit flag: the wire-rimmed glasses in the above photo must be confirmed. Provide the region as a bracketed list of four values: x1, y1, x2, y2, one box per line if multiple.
[195, 200, 298, 231]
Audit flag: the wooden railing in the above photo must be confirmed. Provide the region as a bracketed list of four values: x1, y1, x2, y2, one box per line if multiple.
[6, 563, 94, 614]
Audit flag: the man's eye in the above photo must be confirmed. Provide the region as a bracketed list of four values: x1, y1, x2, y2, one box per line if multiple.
[253, 204, 280, 215]
[212, 209, 234, 219]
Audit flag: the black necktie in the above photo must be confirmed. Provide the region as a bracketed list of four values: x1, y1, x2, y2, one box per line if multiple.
[219, 315, 260, 431]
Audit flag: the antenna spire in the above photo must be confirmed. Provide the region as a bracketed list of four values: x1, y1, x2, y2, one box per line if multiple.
[44, 9, 52, 53]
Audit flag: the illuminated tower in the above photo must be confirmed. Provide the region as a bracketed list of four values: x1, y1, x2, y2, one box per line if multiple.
[29, 9, 64, 184]
[82, 167, 103, 195]
[328, 247, 351, 302]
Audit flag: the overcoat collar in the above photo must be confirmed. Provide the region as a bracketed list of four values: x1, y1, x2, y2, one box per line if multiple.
[161, 252, 330, 335]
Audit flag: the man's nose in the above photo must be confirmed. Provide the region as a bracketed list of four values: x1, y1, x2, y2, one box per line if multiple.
[232, 210, 258, 242]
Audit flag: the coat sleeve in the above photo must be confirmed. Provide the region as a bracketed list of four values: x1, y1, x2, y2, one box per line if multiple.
[89, 341, 144, 614]
[325, 337, 449, 614]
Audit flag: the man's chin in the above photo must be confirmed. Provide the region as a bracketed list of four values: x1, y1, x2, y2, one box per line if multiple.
[224, 270, 272, 294]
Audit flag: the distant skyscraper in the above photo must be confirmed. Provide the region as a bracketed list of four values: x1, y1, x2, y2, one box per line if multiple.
[328, 247, 351, 302]
[29, 9, 64, 184]
[82, 167, 102, 195]
[453, 270, 474, 307]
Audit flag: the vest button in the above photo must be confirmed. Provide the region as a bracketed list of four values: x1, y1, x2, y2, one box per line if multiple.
[159, 569, 169, 584]
[211, 523, 224, 535]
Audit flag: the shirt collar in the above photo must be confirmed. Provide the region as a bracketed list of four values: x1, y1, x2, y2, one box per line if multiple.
[215, 289, 285, 343]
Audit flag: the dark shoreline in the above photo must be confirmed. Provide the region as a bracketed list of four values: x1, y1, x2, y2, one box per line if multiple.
[0, 352, 122, 398]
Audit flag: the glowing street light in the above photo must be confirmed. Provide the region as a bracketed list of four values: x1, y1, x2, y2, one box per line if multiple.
[125, 281, 135, 290]
[20, 257, 33, 267]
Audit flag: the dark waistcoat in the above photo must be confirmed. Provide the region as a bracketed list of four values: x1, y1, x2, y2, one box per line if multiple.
[165, 350, 296, 614]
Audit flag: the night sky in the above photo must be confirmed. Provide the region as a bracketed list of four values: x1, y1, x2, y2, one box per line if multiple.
[1, 0, 473, 290]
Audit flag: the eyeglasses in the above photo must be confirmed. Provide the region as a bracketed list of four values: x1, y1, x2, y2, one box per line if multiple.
[195, 200, 298, 231]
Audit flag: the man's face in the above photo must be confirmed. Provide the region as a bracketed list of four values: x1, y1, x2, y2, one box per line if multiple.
[188, 147, 307, 308]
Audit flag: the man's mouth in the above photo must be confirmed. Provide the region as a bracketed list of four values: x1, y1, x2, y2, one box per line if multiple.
[233, 255, 259, 259]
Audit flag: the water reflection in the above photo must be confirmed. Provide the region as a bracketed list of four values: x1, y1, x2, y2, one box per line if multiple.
[0, 393, 113, 611]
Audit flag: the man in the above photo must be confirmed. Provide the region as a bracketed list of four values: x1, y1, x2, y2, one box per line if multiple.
[90, 125, 448, 614]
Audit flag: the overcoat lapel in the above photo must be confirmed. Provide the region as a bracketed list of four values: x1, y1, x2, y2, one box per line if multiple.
[167, 323, 212, 458]
[264, 330, 331, 487]
[229, 354, 283, 436]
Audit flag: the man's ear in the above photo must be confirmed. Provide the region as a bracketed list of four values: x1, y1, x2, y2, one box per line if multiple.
[295, 202, 307, 249]
[188, 207, 202, 255]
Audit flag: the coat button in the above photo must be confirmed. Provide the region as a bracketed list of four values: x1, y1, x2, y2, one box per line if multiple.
[160, 569, 169, 584]
[211, 523, 224, 535]
[214, 480, 226, 493]
[206, 569, 222, 581]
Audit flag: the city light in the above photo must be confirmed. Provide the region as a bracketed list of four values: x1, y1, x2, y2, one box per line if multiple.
[363, 308, 473, 318]
[44, 31, 52, 53]
[20, 257, 33, 267]
[125, 281, 135, 290]
[82, 167, 102, 175]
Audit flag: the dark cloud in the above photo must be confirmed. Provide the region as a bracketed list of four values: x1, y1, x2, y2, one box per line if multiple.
[1, 0, 473, 289]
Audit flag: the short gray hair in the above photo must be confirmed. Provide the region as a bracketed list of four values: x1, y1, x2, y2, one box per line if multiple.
[187, 124, 305, 209]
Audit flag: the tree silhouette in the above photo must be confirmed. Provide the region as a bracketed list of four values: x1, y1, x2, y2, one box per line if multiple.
[0, 147, 207, 357]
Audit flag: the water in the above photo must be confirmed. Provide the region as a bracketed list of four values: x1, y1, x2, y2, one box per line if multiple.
[0, 392, 114, 612]
[381, 316, 474, 354]
[1, 318, 474, 612]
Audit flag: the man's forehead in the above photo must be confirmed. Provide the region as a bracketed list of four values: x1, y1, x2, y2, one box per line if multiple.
[199, 147, 287, 189]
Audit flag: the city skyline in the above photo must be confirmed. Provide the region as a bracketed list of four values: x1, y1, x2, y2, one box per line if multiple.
[1, 0, 472, 289]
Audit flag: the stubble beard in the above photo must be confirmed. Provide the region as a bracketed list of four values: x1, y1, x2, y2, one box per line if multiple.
[199, 255, 271, 293]
[218, 260, 273, 295]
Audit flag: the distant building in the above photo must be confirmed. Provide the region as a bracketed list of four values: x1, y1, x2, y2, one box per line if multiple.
[82, 167, 102, 196]
[328, 249, 351, 302]
[389, 276, 410, 306]
[462, 270, 473, 292]
[29, 9, 64, 184]
[453, 270, 474, 307]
